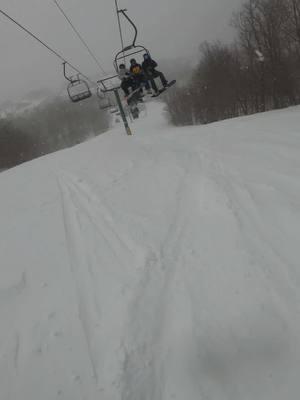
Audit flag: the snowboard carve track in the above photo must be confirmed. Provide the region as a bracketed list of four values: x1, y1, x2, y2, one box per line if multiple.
[58, 172, 142, 393]
[63, 172, 138, 264]
[55, 141, 300, 400]
[0, 271, 27, 305]
[120, 167, 204, 400]
[58, 176, 100, 384]
[209, 156, 300, 312]
[13, 333, 20, 371]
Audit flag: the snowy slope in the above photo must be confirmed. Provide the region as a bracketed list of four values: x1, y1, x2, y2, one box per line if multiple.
[0, 102, 300, 400]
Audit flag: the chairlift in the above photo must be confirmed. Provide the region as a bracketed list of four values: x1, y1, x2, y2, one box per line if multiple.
[97, 87, 113, 110]
[97, 75, 120, 93]
[113, 8, 151, 73]
[97, 75, 132, 135]
[97, 76, 121, 112]
[63, 62, 92, 103]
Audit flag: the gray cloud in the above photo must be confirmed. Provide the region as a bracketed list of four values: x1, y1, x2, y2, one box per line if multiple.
[0, 0, 243, 103]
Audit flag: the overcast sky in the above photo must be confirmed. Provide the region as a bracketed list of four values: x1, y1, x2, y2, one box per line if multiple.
[0, 0, 243, 103]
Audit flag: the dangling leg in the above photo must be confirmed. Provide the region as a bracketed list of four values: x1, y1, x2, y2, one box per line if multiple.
[147, 75, 158, 93]
[141, 75, 152, 93]
[129, 78, 138, 93]
[153, 70, 168, 87]
[127, 77, 145, 103]
[132, 75, 144, 93]
[121, 80, 130, 96]
[145, 80, 152, 92]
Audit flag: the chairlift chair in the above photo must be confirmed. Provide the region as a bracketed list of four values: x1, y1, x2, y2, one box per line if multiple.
[97, 75, 120, 93]
[97, 87, 113, 110]
[113, 7, 176, 95]
[114, 45, 150, 73]
[97, 79, 122, 114]
[113, 8, 151, 73]
[63, 62, 92, 103]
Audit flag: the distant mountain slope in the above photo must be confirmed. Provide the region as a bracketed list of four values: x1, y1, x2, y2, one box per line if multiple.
[0, 88, 54, 117]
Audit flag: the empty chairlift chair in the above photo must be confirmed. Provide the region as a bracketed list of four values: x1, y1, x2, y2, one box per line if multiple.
[63, 62, 92, 103]
[97, 86, 117, 112]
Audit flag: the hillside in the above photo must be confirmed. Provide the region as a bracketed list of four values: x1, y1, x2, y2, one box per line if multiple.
[0, 102, 300, 400]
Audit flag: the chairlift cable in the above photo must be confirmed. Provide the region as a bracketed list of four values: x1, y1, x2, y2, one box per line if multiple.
[114, 0, 126, 65]
[0, 8, 96, 86]
[53, 0, 107, 76]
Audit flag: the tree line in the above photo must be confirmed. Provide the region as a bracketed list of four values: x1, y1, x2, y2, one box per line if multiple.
[165, 0, 300, 125]
[0, 96, 109, 171]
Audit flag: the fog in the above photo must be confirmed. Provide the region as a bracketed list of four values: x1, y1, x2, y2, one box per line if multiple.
[0, 0, 243, 103]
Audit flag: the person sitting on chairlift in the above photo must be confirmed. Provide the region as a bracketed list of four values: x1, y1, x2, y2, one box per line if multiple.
[142, 53, 168, 94]
[129, 59, 152, 94]
[118, 64, 136, 97]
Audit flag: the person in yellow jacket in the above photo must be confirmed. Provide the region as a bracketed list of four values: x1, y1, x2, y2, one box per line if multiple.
[129, 59, 151, 93]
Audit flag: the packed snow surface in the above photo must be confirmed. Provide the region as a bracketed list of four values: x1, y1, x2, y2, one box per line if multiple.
[1, 102, 300, 400]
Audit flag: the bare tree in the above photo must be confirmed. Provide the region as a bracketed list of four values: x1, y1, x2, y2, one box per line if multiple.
[165, 0, 300, 126]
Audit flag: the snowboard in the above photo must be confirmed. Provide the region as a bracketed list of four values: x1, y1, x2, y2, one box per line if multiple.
[151, 80, 176, 97]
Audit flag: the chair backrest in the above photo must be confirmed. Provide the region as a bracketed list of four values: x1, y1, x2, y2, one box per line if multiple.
[114, 45, 151, 73]
[67, 79, 92, 103]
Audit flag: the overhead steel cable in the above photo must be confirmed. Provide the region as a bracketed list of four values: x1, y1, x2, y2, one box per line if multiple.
[114, 0, 126, 64]
[0, 7, 96, 85]
[53, 0, 107, 76]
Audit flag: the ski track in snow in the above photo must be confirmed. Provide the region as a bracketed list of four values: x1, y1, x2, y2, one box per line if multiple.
[116, 137, 299, 399]
[120, 168, 193, 400]
[14, 332, 20, 371]
[0, 271, 27, 305]
[203, 145, 300, 313]
[58, 135, 300, 400]
[58, 171, 144, 397]
[58, 175, 101, 384]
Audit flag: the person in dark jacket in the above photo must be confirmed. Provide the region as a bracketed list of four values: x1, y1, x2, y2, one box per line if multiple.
[142, 53, 168, 93]
[129, 59, 151, 93]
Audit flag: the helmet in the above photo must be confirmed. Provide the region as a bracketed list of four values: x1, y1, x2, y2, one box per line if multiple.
[130, 58, 136, 64]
